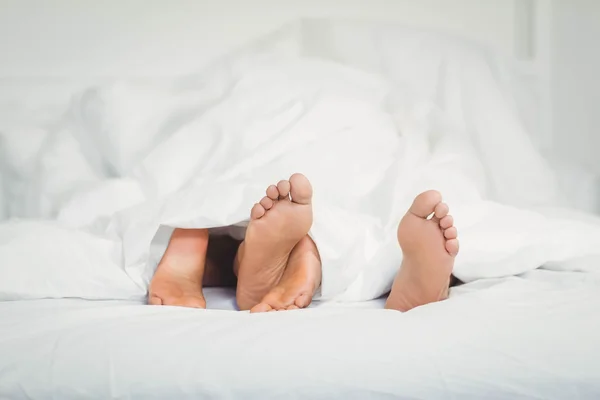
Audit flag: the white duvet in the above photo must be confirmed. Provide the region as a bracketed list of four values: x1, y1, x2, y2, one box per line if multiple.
[2, 20, 600, 400]
[1, 22, 600, 306]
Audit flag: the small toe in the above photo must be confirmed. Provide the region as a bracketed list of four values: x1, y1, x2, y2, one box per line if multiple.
[250, 302, 273, 313]
[445, 239, 459, 256]
[440, 215, 454, 229]
[444, 227, 458, 239]
[250, 203, 266, 219]
[434, 202, 449, 219]
[259, 196, 274, 210]
[266, 185, 279, 200]
[286, 304, 300, 310]
[148, 294, 162, 305]
[294, 293, 313, 308]
[277, 180, 291, 199]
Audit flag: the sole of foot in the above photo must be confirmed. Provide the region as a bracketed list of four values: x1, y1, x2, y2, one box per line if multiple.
[250, 235, 322, 313]
[235, 173, 314, 311]
[385, 190, 459, 312]
[148, 228, 210, 309]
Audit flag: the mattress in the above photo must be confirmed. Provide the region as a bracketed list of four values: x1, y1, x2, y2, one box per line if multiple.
[2, 271, 599, 399]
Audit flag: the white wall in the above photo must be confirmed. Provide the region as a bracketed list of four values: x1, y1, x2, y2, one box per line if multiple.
[548, 0, 600, 212]
[0, 0, 517, 78]
[551, 0, 600, 175]
[0, 0, 598, 211]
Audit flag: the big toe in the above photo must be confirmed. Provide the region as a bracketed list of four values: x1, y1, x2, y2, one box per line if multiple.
[408, 190, 442, 218]
[289, 173, 313, 205]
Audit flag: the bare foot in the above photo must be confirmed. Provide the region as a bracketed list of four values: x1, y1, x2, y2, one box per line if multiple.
[385, 190, 459, 312]
[148, 228, 209, 308]
[235, 173, 313, 311]
[250, 235, 322, 313]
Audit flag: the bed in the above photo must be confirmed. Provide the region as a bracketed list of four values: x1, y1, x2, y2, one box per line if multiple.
[2, 1, 600, 399]
[2, 276, 600, 399]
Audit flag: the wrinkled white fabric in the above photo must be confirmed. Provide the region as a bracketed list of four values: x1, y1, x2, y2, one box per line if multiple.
[1, 274, 600, 399]
[1, 24, 600, 303]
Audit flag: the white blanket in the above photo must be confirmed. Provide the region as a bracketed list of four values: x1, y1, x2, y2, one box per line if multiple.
[1, 274, 600, 399]
[2, 27, 600, 304]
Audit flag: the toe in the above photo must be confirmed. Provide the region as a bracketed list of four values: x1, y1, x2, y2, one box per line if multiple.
[444, 226, 458, 239]
[148, 294, 163, 305]
[408, 190, 442, 218]
[277, 180, 291, 199]
[260, 196, 274, 210]
[445, 239, 459, 256]
[286, 304, 300, 310]
[294, 292, 313, 308]
[250, 203, 266, 219]
[289, 173, 313, 205]
[434, 202, 449, 219]
[250, 302, 273, 313]
[440, 215, 454, 229]
[266, 185, 279, 200]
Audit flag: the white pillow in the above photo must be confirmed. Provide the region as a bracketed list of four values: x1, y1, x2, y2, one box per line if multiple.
[0, 220, 143, 301]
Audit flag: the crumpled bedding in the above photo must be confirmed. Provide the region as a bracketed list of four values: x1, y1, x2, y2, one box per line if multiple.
[1, 22, 600, 304]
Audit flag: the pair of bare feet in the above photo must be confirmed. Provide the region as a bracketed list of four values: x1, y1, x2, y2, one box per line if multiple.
[149, 174, 321, 313]
[148, 173, 459, 312]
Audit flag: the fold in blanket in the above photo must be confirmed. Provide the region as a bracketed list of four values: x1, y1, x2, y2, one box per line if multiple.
[2, 47, 600, 303]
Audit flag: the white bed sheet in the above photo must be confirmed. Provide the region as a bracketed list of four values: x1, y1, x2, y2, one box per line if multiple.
[1, 20, 600, 399]
[1, 272, 599, 400]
